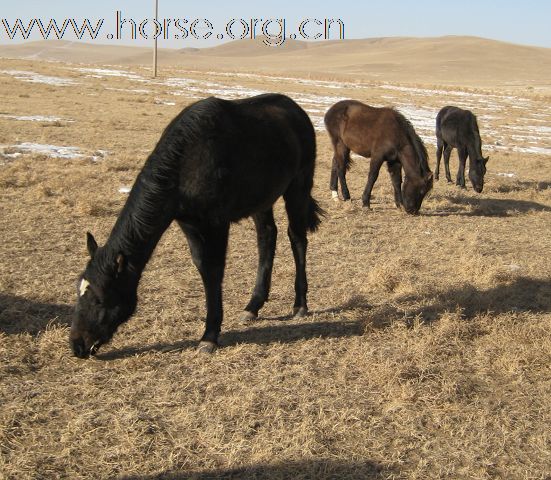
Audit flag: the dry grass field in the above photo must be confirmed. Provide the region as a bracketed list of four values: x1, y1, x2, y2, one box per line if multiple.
[0, 38, 550, 479]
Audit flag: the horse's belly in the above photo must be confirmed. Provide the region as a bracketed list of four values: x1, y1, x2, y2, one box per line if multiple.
[179, 164, 294, 223]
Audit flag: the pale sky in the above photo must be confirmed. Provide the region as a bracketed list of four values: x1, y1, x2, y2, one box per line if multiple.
[1, 0, 550, 48]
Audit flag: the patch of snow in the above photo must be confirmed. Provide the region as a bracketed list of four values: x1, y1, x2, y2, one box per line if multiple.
[105, 87, 151, 94]
[0, 151, 22, 161]
[511, 146, 551, 155]
[395, 105, 438, 139]
[91, 150, 109, 162]
[0, 114, 70, 122]
[12, 142, 84, 159]
[165, 77, 265, 99]
[0, 69, 77, 86]
[75, 67, 144, 80]
[154, 99, 176, 106]
[489, 144, 551, 156]
[193, 70, 359, 89]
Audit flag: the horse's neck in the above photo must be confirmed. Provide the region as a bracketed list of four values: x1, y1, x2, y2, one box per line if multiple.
[467, 126, 483, 160]
[401, 157, 425, 182]
[401, 145, 428, 181]
[106, 163, 177, 279]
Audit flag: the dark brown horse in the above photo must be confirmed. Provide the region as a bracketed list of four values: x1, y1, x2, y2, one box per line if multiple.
[324, 100, 433, 214]
[435, 105, 488, 192]
[70, 93, 323, 358]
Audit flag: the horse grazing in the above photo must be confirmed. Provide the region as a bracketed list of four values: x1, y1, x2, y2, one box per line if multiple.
[71, 93, 323, 358]
[435, 105, 488, 192]
[324, 100, 433, 214]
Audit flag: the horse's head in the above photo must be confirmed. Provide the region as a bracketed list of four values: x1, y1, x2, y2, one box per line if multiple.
[402, 172, 433, 215]
[70, 232, 136, 358]
[469, 156, 489, 193]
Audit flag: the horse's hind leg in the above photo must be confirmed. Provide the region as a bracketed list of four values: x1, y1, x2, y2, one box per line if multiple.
[178, 220, 230, 353]
[387, 159, 403, 209]
[283, 184, 311, 317]
[361, 155, 385, 209]
[240, 208, 277, 323]
[435, 139, 444, 181]
[456, 147, 468, 188]
[443, 145, 453, 183]
[331, 140, 351, 201]
[330, 156, 339, 201]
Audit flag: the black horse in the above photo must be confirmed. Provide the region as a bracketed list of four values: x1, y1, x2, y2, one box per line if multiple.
[325, 100, 433, 214]
[71, 93, 323, 358]
[435, 106, 489, 192]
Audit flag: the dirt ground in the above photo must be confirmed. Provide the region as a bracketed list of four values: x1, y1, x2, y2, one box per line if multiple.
[0, 55, 550, 479]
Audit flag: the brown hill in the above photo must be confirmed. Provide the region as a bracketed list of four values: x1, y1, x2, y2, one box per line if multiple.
[1, 36, 550, 87]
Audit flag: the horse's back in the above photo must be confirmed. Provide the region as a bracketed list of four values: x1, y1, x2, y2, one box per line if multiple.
[168, 94, 316, 222]
[325, 100, 407, 156]
[437, 105, 478, 146]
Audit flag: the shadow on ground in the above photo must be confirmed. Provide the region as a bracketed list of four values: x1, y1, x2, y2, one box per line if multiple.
[117, 458, 390, 480]
[0, 293, 72, 335]
[97, 318, 364, 361]
[428, 192, 551, 217]
[2, 276, 548, 359]
[364, 276, 551, 329]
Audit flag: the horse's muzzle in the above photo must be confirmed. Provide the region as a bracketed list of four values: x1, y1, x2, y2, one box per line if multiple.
[70, 337, 100, 359]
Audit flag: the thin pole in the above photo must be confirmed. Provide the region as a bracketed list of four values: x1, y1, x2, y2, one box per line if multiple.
[153, 0, 158, 77]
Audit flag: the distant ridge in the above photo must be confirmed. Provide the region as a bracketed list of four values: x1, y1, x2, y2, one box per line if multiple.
[1, 36, 550, 87]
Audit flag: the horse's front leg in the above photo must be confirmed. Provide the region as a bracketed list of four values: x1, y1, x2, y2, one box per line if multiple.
[361, 156, 385, 209]
[179, 221, 229, 353]
[443, 145, 453, 183]
[456, 147, 468, 189]
[240, 209, 277, 323]
[387, 159, 403, 209]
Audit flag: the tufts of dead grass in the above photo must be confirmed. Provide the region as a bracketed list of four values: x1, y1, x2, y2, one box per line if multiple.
[0, 57, 550, 480]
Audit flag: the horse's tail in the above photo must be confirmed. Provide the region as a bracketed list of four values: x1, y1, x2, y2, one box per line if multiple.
[397, 111, 432, 178]
[306, 196, 325, 232]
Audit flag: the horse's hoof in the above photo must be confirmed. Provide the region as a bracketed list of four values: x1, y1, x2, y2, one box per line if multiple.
[239, 311, 257, 324]
[197, 341, 217, 354]
[331, 190, 339, 202]
[293, 307, 308, 318]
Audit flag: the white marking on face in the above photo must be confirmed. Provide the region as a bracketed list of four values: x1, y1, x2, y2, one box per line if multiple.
[79, 279, 90, 297]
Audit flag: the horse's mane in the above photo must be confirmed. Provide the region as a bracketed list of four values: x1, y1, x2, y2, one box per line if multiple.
[102, 98, 225, 267]
[469, 111, 483, 156]
[394, 110, 431, 177]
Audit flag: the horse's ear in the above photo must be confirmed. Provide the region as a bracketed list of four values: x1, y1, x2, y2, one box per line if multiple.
[115, 253, 125, 274]
[483, 156, 489, 165]
[86, 232, 98, 258]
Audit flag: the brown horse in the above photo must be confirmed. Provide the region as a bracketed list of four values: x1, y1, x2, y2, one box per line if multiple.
[325, 100, 433, 214]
